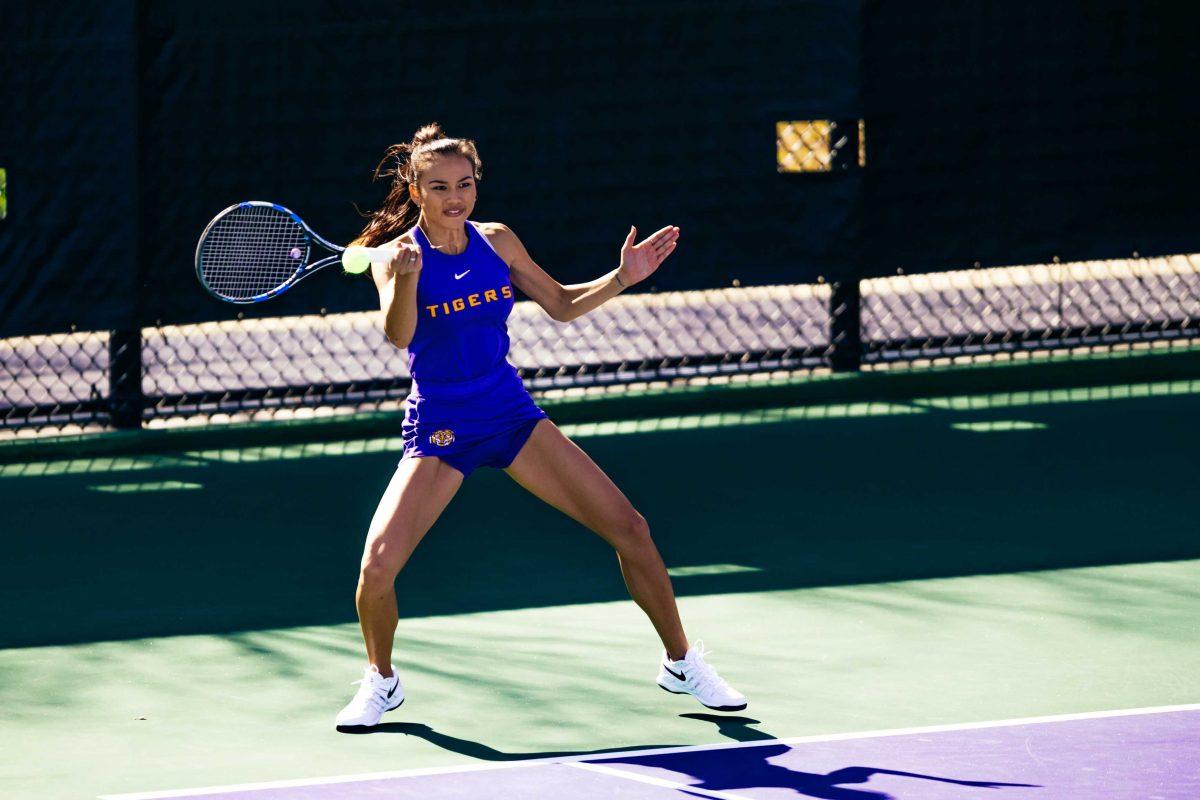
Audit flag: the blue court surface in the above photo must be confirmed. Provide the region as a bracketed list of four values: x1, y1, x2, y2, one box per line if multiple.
[101, 705, 1200, 800]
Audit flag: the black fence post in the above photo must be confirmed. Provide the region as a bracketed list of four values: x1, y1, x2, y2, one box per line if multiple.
[829, 280, 862, 372]
[109, 328, 145, 429]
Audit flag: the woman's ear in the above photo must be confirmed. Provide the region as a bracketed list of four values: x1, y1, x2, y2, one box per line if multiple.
[408, 181, 421, 206]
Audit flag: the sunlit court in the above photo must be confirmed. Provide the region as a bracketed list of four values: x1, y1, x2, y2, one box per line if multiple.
[3, 3, 1199, 799]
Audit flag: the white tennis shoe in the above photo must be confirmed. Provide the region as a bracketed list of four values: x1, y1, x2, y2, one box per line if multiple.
[335, 664, 404, 732]
[656, 641, 747, 712]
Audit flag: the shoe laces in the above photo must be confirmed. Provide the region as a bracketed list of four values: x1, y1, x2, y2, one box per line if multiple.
[686, 641, 734, 695]
[349, 673, 393, 712]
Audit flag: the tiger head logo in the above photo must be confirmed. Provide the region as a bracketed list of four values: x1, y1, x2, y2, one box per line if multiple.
[429, 429, 455, 447]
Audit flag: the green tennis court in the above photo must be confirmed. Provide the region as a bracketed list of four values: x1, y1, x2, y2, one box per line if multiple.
[3, 372, 1198, 798]
[7, 6, 1200, 797]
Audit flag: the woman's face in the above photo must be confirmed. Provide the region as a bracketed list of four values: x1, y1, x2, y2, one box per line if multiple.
[412, 154, 477, 224]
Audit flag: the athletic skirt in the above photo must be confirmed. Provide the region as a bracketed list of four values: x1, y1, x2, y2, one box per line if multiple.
[399, 364, 548, 479]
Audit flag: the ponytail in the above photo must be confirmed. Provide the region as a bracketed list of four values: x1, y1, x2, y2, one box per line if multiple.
[353, 122, 482, 249]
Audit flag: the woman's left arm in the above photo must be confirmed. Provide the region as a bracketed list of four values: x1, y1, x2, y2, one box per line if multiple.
[487, 223, 680, 323]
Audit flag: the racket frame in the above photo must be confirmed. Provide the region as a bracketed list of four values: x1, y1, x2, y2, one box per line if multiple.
[195, 200, 359, 305]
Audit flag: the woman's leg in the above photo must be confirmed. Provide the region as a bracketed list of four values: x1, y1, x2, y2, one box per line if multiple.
[357, 455, 464, 676]
[503, 419, 689, 660]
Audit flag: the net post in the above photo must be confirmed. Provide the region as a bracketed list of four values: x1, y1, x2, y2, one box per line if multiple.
[829, 280, 862, 372]
[109, 328, 145, 429]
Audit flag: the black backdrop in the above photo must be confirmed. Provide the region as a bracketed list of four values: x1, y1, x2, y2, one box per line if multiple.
[1, 1, 1198, 339]
[862, 0, 1200, 275]
[0, 0, 860, 337]
[0, 4, 142, 336]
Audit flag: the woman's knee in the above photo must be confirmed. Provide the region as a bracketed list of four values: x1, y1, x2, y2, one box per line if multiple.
[358, 553, 402, 589]
[612, 509, 656, 558]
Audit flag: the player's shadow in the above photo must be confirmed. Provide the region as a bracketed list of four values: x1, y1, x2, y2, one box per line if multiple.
[355, 716, 1037, 800]
[585, 714, 1041, 800]
[363, 721, 680, 762]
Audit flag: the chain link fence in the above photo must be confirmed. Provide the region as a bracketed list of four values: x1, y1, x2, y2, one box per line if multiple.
[3, 253, 1199, 440]
[1, 330, 110, 435]
[862, 253, 1200, 365]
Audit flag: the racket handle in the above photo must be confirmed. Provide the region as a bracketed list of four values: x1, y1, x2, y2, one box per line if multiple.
[345, 245, 393, 265]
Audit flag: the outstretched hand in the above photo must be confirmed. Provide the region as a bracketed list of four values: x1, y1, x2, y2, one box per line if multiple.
[618, 225, 680, 287]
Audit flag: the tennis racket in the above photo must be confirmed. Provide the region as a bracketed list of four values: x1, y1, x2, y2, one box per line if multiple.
[195, 201, 392, 304]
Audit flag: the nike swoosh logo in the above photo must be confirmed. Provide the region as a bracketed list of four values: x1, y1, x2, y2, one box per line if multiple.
[386, 681, 398, 698]
[454, 270, 471, 280]
[664, 665, 686, 682]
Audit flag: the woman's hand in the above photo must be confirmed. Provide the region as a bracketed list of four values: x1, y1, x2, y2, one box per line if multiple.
[617, 225, 679, 287]
[383, 240, 423, 279]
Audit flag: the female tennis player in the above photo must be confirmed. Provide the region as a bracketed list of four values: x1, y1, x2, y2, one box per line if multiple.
[335, 123, 746, 731]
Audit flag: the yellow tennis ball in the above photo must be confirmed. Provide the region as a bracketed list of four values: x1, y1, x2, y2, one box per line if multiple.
[341, 247, 372, 274]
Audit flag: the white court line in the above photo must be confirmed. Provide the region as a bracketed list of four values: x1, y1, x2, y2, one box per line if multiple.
[568, 761, 756, 799]
[98, 702, 1200, 799]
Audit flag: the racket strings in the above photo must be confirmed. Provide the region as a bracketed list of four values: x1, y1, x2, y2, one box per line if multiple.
[199, 205, 310, 301]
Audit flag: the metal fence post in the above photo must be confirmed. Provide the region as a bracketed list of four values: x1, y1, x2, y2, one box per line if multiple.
[829, 279, 862, 372]
[109, 328, 145, 429]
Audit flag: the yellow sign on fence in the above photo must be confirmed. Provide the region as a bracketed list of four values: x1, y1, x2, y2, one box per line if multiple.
[776, 121, 866, 172]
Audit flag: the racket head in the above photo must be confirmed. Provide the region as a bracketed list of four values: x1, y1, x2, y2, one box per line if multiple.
[195, 201, 313, 303]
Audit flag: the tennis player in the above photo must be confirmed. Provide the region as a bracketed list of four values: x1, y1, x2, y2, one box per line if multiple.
[335, 123, 746, 731]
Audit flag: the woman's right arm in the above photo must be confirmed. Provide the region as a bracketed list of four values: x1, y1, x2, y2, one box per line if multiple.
[370, 239, 424, 349]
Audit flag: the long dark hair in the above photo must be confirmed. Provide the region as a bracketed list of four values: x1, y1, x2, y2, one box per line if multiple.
[352, 122, 483, 248]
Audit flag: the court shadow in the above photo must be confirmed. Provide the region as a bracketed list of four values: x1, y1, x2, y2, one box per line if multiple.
[6, 388, 1200, 647]
[620, 715, 1041, 799]
[679, 712, 778, 741]
[356, 720, 679, 762]
[361, 716, 1041, 799]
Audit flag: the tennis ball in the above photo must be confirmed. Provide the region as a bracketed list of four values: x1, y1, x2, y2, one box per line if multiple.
[341, 247, 372, 274]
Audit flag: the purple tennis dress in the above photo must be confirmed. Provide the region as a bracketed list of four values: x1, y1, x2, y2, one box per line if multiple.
[398, 220, 548, 478]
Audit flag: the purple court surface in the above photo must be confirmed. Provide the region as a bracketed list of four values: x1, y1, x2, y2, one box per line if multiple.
[102, 706, 1200, 800]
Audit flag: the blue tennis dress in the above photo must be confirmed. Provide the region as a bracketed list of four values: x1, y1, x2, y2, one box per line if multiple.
[398, 220, 548, 477]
